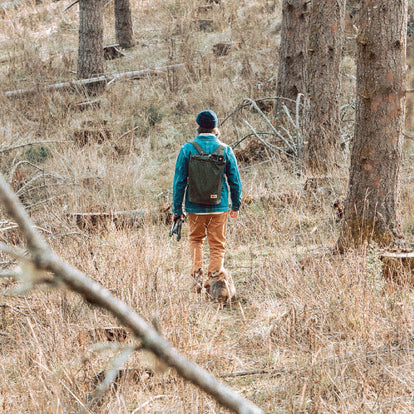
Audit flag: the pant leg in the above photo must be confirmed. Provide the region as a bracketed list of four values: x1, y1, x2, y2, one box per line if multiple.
[187, 213, 208, 274]
[206, 212, 228, 275]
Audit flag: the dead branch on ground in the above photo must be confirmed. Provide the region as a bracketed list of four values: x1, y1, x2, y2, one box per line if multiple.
[0, 172, 264, 414]
[0, 140, 69, 155]
[4, 63, 185, 98]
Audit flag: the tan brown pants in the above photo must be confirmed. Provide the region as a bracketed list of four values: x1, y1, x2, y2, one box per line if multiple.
[187, 212, 228, 275]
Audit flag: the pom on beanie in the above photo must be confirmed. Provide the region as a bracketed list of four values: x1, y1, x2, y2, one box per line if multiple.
[196, 110, 218, 129]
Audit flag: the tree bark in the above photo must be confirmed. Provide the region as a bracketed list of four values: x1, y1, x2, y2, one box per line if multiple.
[304, 0, 345, 173]
[275, 0, 309, 116]
[115, 0, 134, 49]
[337, 0, 408, 251]
[78, 0, 104, 88]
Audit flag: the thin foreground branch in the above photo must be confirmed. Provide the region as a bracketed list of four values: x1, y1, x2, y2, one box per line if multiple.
[0, 173, 263, 414]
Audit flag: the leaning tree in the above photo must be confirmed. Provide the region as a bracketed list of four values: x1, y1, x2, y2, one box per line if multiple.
[304, 0, 346, 174]
[337, 0, 408, 250]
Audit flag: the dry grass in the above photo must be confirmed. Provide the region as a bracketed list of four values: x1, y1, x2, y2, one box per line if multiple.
[1, 0, 414, 413]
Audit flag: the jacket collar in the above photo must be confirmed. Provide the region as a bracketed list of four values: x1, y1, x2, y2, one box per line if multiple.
[195, 134, 217, 140]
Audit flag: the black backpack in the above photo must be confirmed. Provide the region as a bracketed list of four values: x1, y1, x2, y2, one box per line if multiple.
[188, 141, 226, 205]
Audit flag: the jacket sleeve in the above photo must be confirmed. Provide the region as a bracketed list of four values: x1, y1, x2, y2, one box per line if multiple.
[172, 146, 189, 216]
[225, 146, 242, 211]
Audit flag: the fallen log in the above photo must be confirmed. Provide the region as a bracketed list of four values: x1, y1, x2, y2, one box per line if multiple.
[67, 206, 171, 231]
[4, 63, 185, 98]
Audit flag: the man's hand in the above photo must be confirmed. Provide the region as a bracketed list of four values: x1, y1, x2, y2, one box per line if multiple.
[229, 210, 239, 218]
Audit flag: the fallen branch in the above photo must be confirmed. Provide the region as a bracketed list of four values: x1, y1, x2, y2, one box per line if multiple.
[4, 63, 185, 98]
[0, 140, 68, 155]
[0, 173, 264, 414]
[220, 345, 414, 379]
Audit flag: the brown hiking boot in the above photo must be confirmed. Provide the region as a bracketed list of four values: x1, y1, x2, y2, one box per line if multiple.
[206, 268, 236, 303]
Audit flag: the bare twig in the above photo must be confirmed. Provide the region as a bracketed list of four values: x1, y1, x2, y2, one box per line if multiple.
[63, 0, 78, 12]
[115, 125, 140, 142]
[0, 173, 264, 414]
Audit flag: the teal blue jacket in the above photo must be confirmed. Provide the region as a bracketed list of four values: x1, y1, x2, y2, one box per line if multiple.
[172, 134, 242, 216]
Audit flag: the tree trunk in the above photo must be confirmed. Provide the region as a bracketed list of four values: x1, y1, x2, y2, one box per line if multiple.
[337, 0, 408, 251]
[275, 0, 309, 116]
[406, 9, 414, 135]
[115, 0, 134, 49]
[78, 0, 104, 86]
[304, 0, 345, 174]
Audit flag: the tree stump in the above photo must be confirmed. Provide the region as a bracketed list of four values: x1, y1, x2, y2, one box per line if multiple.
[198, 19, 213, 31]
[72, 128, 111, 146]
[103, 44, 126, 60]
[212, 42, 240, 57]
[380, 251, 414, 283]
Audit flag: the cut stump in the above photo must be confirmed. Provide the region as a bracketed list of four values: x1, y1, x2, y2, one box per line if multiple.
[103, 44, 126, 60]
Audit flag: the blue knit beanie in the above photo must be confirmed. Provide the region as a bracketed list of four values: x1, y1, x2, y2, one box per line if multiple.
[196, 110, 218, 129]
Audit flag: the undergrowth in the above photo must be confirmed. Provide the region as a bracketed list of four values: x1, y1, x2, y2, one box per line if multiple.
[0, 0, 414, 413]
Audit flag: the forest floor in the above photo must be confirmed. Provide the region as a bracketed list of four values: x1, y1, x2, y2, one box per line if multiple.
[1, 0, 414, 413]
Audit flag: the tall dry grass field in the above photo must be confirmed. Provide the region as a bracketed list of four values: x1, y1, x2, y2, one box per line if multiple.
[1, 0, 414, 413]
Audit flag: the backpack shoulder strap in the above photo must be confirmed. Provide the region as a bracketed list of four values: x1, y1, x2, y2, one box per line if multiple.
[213, 144, 226, 155]
[189, 141, 205, 155]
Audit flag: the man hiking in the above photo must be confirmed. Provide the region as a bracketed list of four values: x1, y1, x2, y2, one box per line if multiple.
[172, 110, 242, 301]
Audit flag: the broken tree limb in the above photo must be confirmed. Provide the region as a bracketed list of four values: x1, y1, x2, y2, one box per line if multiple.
[231, 132, 276, 149]
[0, 172, 264, 414]
[220, 96, 299, 127]
[244, 98, 297, 155]
[243, 120, 293, 159]
[4, 63, 185, 98]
